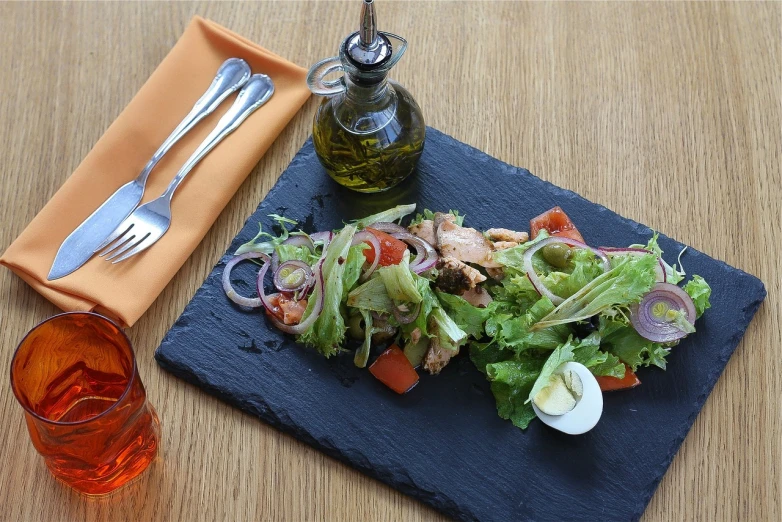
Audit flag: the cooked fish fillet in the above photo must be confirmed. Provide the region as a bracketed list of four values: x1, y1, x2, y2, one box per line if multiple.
[408, 220, 436, 246]
[436, 220, 502, 268]
[462, 286, 493, 308]
[485, 228, 529, 243]
[435, 256, 487, 294]
[492, 241, 518, 250]
[423, 337, 457, 375]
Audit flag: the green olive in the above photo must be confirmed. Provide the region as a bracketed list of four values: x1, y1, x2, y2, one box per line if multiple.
[542, 243, 572, 268]
[347, 314, 366, 340]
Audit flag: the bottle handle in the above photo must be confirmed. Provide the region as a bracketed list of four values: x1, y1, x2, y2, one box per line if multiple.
[307, 57, 346, 96]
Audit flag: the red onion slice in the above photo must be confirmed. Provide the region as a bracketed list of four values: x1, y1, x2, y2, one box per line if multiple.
[522, 237, 611, 305]
[273, 260, 313, 294]
[352, 230, 382, 280]
[284, 234, 315, 250]
[258, 259, 325, 335]
[370, 221, 408, 235]
[599, 247, 666, 282]
[222, 252, 271, 308]
[390, 231, 438, 274]
[630, 282, 696, 342]
[310, 231, 333, 251]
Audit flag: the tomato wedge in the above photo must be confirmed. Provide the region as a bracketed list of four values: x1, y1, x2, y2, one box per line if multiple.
[530, 206, 585, 242]
[596, 365, 641, 391]
[363, 227, 408, 267]
[369, 344, 420, 394]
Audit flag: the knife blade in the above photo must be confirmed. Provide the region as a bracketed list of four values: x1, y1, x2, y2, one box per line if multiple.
[47, 58, 252, 280]
[47, 182, 145, 280]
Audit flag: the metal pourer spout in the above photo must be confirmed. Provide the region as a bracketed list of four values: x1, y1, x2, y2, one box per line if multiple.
[359, 0, 377, 47]
[345, 0, 392, 70]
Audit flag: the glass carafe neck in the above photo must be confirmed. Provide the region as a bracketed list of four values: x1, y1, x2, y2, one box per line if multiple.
[344, 74, 391, 104]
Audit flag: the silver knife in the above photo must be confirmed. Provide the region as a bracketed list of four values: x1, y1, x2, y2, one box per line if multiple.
[47, 58, 252, 280]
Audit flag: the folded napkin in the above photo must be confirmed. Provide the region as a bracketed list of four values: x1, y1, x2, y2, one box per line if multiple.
[1, 17, 311, 327]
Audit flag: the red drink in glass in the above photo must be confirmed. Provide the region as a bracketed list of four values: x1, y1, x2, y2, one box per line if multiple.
[10, 312, 160, 495]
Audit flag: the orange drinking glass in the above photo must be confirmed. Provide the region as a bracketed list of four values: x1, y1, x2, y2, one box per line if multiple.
[10, 312, 160, 495]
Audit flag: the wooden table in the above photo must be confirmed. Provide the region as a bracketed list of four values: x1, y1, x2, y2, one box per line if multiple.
[1, 2, 778, 520]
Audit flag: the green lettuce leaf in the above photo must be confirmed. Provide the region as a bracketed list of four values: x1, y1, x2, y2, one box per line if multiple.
[436, 291, 494, 338]
[570, 332, 625, 378]
[494, 297, 570, 354]
[469, 342, 513, 375]
[546, 248, 604, 299]
[632, 233, 686, 284]
[275, 244, 321, 267]
[490, 230, 551, 273]
[354, 204, 417, 227]
[484, 353, 547, 429]
[410, 208, 465, 226]
[428, 307, 468, 352]
[527, 340, 576, 403]
[492, 232, 603, 302]
[235, 214, 301, 255]
[403, 336, 430, 367]
[599, 317, 669, 371]
[354, 309, 374, 368]
[668, 309, 696, 334]
[342, 244, 368, 297]
[346, 276, 395, 314]
[297, 225, 356, 357]
[488, 272, 541, 314]
[533, 254, 657, 330]
[683, 275, 712, 318]
[401, 273, 441, 339]
[378, 250, 423, 303]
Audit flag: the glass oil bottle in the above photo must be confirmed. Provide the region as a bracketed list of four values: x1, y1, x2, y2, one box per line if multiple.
[306, 0, 425, 193]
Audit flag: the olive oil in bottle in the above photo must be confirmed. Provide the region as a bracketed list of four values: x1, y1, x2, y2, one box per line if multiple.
[307, 0, 425, 193]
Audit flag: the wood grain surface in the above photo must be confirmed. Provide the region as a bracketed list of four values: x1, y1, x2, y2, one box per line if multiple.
[0, 1, 779, 521]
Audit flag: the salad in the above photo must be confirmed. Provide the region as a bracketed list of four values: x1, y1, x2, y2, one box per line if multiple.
[222, 204, 711, 434]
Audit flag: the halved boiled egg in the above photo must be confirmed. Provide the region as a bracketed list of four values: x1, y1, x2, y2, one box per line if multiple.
[531, 362, 603, 435]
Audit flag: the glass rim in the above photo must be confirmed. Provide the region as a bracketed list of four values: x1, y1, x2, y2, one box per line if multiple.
[10, 311, 138, 427]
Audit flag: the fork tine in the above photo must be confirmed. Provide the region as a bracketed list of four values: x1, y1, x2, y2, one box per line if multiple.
[105, 233, 149, 262]
[95, 222, 134, 253]
[111, 234, 156, 263]
[97, 232, 136, 258]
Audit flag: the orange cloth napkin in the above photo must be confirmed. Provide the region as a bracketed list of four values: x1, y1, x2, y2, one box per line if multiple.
[1, 17, 311, 327]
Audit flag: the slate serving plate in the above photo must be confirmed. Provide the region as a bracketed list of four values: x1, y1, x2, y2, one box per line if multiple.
[155, 127, 765, 521]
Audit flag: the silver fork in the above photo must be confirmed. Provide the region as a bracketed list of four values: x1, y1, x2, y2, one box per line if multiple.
[95, 74, 275, 263]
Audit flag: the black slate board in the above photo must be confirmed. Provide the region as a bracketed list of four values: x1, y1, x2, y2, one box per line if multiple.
[155, 127, 765, 522]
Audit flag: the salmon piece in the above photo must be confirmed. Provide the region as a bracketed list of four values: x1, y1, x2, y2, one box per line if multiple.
[437, 220, 502, 268]
[408, 220, 436, 246]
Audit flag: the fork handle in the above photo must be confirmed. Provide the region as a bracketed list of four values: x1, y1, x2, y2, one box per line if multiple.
[136, 58, 252, 186]
[160, 74, 275, 201]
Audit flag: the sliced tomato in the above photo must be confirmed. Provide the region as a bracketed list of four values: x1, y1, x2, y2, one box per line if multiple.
[369, 344, 420, 394]
[596, 365, 641, 391]
[278, 295, 308, 325]
[530, 206, 585, 242]
[264, 293, 284, 322]
[264, 294, 308, 325]
[363, 227, 408, 267]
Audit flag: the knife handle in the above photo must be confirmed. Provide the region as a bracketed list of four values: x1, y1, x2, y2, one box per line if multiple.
[160, 74, 274, 202]
[136, 58, 252, 186]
